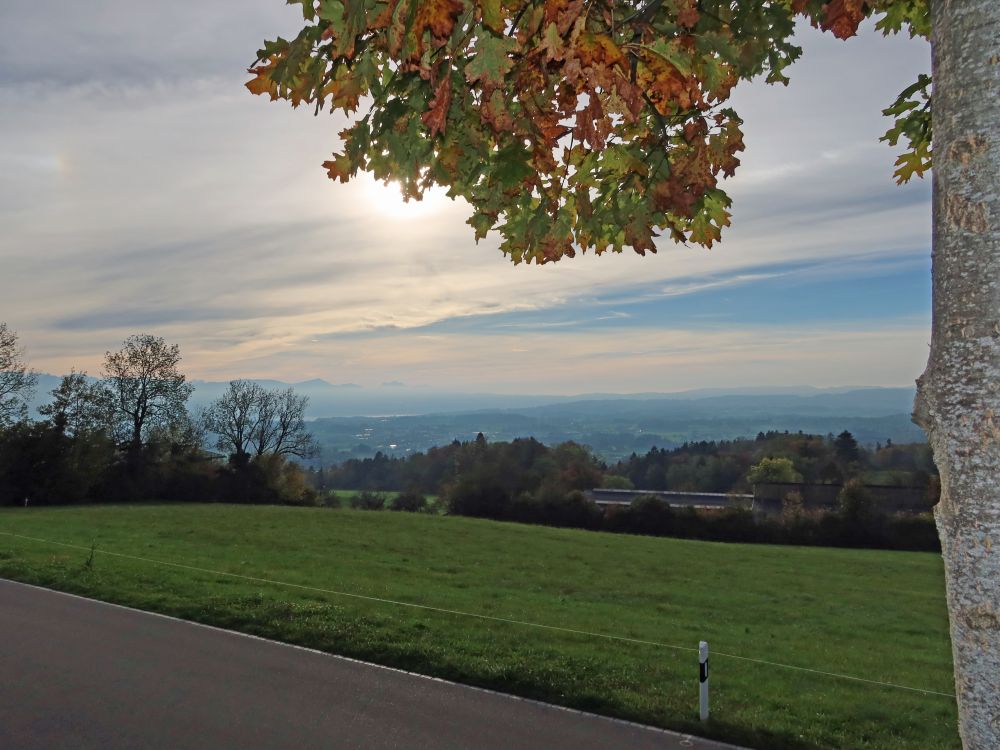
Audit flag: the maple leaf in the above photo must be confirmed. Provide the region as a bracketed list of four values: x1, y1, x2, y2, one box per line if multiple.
[413, 0, 465, 41]
[576, 96, 610, 150]
[465, 34, 518, 87]
[245, 65, 279, 100]
[481, 88, 516, 132]
[820, 0, 867, 40]
[322, 152, 355, 182]
[544, 0, 586, 36]
[421, 73, 453, 137]
[479, 0, 504, 34]
[574, 32, 625, 70]
[674, 0, 700, 29]
[540, 22, 565, 62]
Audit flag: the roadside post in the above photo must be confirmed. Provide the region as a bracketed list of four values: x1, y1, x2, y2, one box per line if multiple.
[699, 641, 709, 721]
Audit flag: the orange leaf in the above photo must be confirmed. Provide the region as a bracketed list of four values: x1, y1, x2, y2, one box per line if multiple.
[413, 0, 465, 43]
[421, 74, 453, 137]
[675, 0, 699, 29]
[544, 0, 585, 36]
[322, 153, 354, 182]
[245, 63, 279, 100]
[821, 0, 866, 40]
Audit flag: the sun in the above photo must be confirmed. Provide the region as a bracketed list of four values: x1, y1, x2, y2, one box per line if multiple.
[359, 175, 453, 220]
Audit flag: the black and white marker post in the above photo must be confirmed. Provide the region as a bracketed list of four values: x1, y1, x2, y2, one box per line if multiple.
[698, 641, 709, 721]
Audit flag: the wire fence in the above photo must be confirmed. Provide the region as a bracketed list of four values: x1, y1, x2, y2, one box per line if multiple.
[0, 530, 956, 700]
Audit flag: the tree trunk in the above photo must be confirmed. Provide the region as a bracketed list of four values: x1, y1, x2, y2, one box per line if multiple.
[914, 2, 1000, 746]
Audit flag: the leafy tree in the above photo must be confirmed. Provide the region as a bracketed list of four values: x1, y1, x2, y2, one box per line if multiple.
[838, 477, 875, 522]
[0, 421, 115, 506]
[0, 322, 37, 428]
[550, 440, 604, 491]
[38, 371, 114, 437]
[747, 456, 802, 485]
[602, 474, 634, 490]
[253, 453, 319, 506]
[253, 2, 998, 741]
[445, 474, 510, 517]
[102, 334, 194, 455]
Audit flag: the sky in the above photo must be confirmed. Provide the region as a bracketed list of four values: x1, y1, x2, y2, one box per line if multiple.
[0, 2, 932, 395]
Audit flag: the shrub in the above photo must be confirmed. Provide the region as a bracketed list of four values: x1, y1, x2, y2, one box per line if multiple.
[390, 489, 428, 512]
[605, 495, 674, 536]
[510, 489, 603, 529]
[706, 507, 765, 543]
[838, 478, 874, 520]
[216, 455, 318, 506]
[782, 491, 805, 523]
[350, 489, 387, 510]
[888, 514, 940, 551]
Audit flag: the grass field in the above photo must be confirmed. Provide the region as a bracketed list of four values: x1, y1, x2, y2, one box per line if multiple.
[0, 504, 957, 749]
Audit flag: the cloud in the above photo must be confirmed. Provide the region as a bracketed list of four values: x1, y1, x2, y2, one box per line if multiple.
[0, 2, 299, 87]
[212, 320, 929, 393]
[0, 5, 931, 392]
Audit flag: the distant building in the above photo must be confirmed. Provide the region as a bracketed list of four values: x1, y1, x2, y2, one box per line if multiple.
[585, 488, 753, 511]
[585, 483, 934, 517]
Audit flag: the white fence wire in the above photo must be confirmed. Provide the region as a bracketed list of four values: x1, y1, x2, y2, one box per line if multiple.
[0, 530, 955, 700]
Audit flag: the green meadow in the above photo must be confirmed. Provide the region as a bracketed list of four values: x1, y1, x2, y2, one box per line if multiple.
[0, 504, 957, 749]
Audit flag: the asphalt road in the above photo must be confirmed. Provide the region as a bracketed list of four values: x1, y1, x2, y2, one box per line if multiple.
[0, 579, 740, 750]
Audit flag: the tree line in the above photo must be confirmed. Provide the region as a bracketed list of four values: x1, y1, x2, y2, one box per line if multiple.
[319, 430, 939, 552]
[610, 430, 938, 495]
[0, 325, 317, 506]
[323, 429, 937, 498]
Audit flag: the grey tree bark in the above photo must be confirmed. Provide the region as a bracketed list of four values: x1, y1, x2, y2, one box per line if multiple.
[914, 2, 1000, 747]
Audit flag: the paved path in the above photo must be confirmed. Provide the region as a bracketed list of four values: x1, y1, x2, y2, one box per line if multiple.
[0, 579, 740, 749]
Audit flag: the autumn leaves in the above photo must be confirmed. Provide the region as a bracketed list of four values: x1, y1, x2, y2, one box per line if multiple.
[246, 1, 923, 262]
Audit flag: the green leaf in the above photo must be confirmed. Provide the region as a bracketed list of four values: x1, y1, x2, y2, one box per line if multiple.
[288, 0, 317, 21]
[464, 33, 518, 86]
[480, 0, 504, 34]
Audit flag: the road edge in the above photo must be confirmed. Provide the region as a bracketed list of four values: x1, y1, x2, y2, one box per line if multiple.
[0, 576, 746, 750]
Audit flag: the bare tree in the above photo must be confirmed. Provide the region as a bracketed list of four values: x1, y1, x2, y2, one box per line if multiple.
[0, 322, 37, 428]
[102, 334, 193, 453]
[202, 379, 267, 465]
[262, 387, 316, 459]
[205, 382, 316, 463]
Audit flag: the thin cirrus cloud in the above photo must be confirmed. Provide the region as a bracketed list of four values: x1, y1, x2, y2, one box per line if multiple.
[0, 2, 931, 392]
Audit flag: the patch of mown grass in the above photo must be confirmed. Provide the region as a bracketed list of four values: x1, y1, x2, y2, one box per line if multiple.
[0, 504, 956, 749]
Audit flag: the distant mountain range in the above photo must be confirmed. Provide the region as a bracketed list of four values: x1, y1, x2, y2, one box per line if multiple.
[302, 387, 923, 463]
[26, 375, 923, 463]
